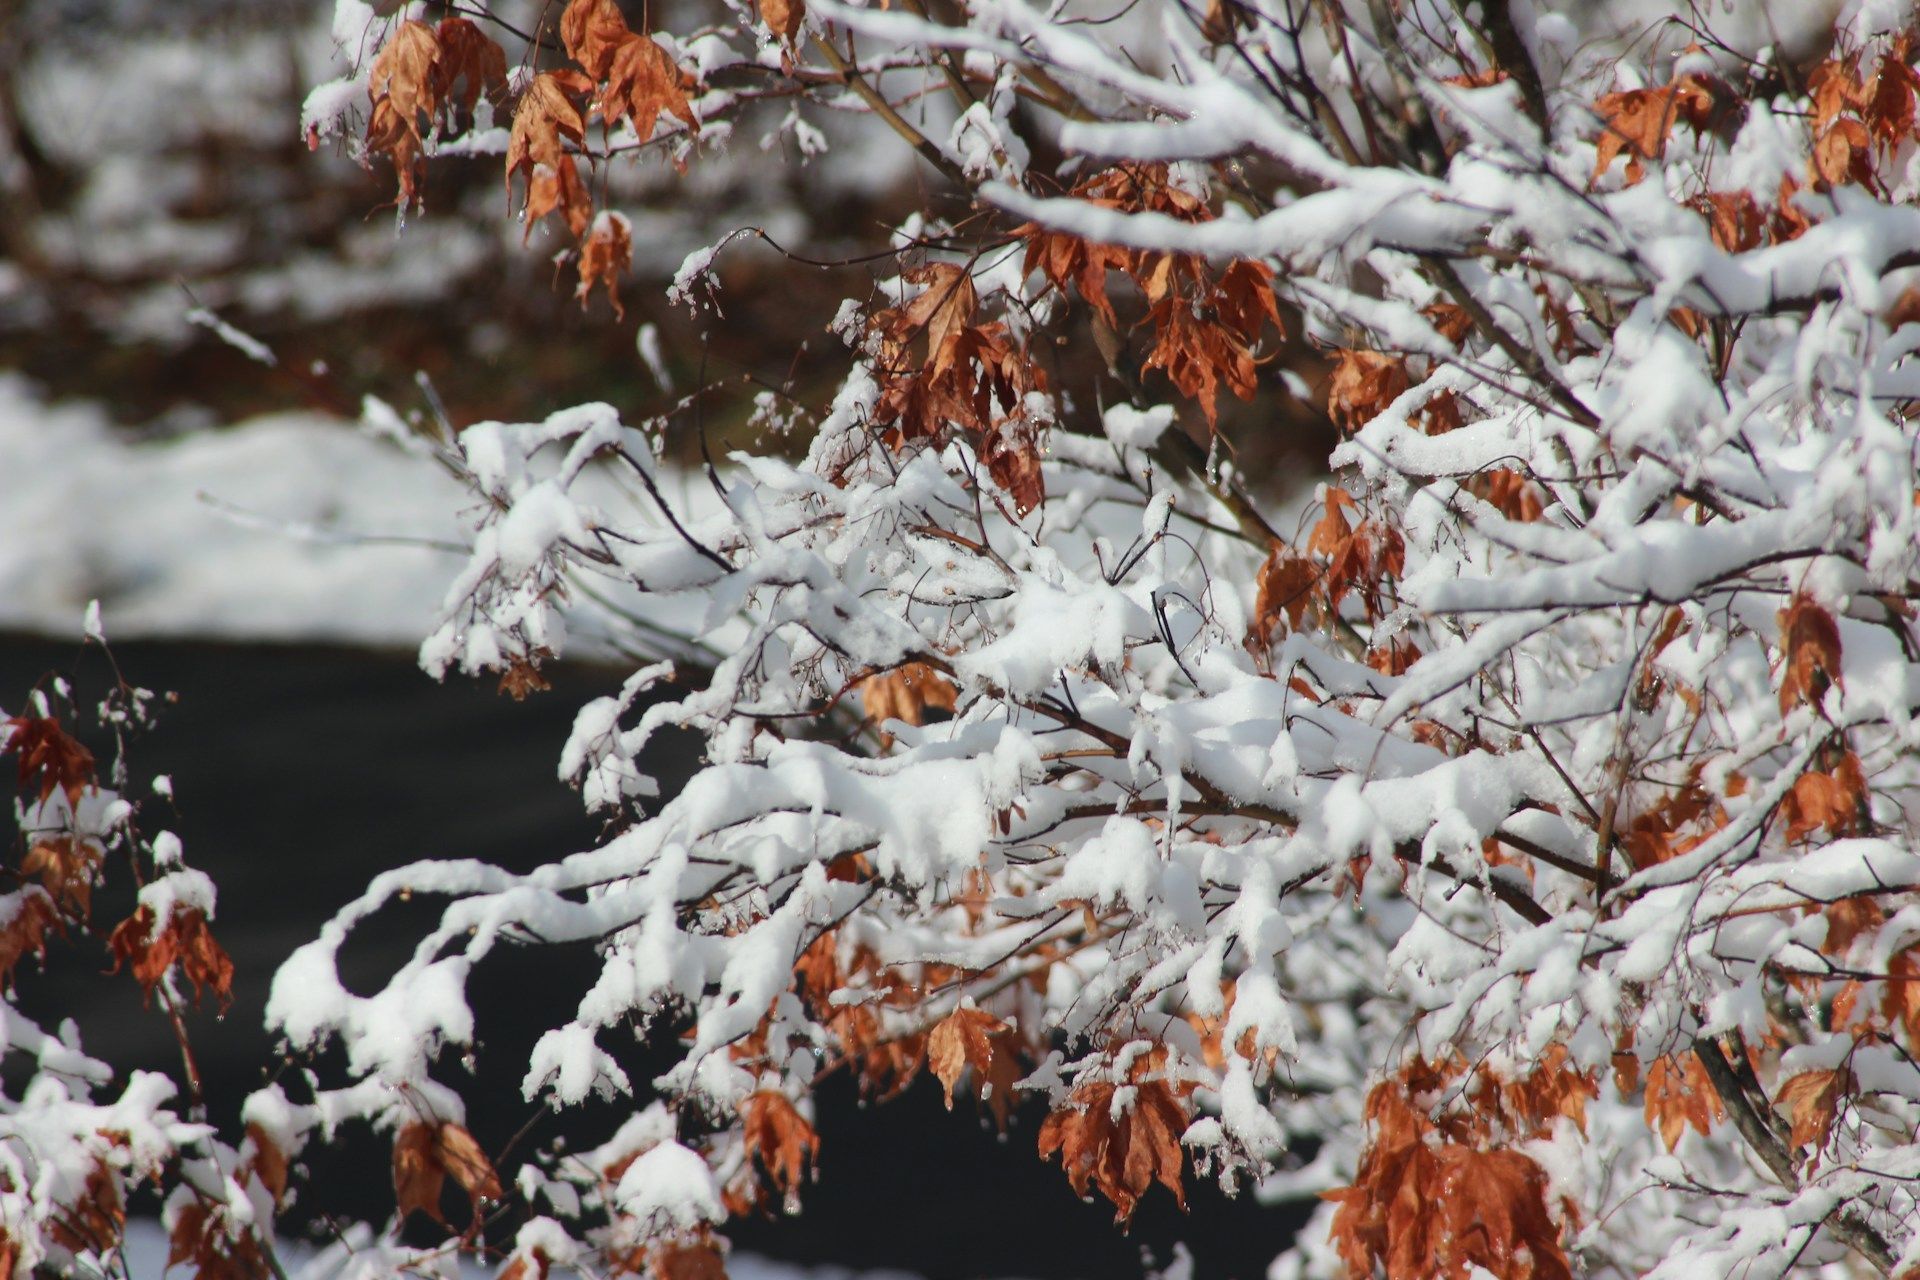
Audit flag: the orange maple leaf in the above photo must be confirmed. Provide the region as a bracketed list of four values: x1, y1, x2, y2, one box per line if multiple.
[601, 34, 700, 143]
[740, 1091, 819, 1198]
[928, 1005, 1026, 1129]
[577, 212, 634, 319]
[1037, 1048, 1191, 1223]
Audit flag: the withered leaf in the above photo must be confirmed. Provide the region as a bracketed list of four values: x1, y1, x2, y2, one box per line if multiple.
[1592, 76, 1715, 185]
[0, 890, 60, 989]
[21, 835, 100, 920]
[1776, 1067, 1851, 1153]
[369, 19, 441, 128]
[1325, 349, 1410, 434]
[507, 72, 592, 237]
[1249, 545, 1317, 649]
[1777, 594, 1843, 714]
[651, 1236, 729, 1280]
[560, 0, 633, 79]
[860, 662, 958, 743]
[436, 1122, 505, 1209]
[393, 1122, 445, 1223]
[108, 905, 235, 1009]
[525, 156, 593, 241]
[602, 35, 700, 143]
[760, 0, 805, 42]
[5, 714, 96, 808]
[1643, 1053, 1722, 1151]
[1037, 1049, 1190, 1223]
[576, 212, 634, 319]
[433, 17, 507, 118]
[927, 1005, 1025, 1129]
[1781, 752, 1869, 842]
[740, 1091, 818, 1197]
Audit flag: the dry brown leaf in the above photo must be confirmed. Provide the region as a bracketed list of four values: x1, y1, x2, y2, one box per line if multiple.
[983, 417, 1046, 517]
[0, 890, 60, 989]
[1781, 752, 1869, 842]
[1813, 118, 1875, 189]
[1775, 1067, 1851, 1153]
[760, 0, 805, 42]
[1778, 594, 1843, 713]
[507, 72, 592, 237]
[896, 264, 978, 361]
[370, 19, 441, 129]
[927, 1005, 1025, 1128]
[1643, 1053, 1723, 1151]
[740, 1091, 818, 1197]
[560, 0, 633, 78]
[108, 905, 235, 1009]
[651, 1236, 729, 1280]
[1326, 350, 1410, 434]
[1592, 76, 1716, 185]
[5, 714, 96, 807]
[21, 835, 100, 920]
[1821, 894, 1885, 957]
[1324, 1071, 1577, 1280]
[525, 156, 593, 241]
[433, 17, 508, 118]
[576, 212, 633, 318]
[1249, 546, 1317, 649]
[436, 1122, 505, 1210]
[393, 1122, 445, 1223]
[244, 1123, 290, 1208]
[1037, 1048, 1190, 1223]
[861, 662, 958, 743]
[601, 35, 700, 143]
[51, 1163, 124, 1256]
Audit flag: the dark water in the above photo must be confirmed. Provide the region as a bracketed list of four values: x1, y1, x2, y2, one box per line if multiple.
[0, 635, 1299, 1280]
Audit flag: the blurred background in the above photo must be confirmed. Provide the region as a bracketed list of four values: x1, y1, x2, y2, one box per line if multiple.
[0, 1, 1324, 1274]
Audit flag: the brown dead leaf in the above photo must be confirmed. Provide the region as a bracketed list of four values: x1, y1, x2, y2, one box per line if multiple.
[1778, 594, 1843, 714]
[560, 0, 632, 79]
[108, 905, 235, 1009]
[433, 17, 508, 119]
[5, 715, 96, 808]
[52, 1163, 124, 1256]
[861, 662, 958, 743]
[1037, 1048, 1190, 1224]
[244, 1123, 290, 1208]
[1643, 1053, 1723, 1151]
[601, 34, 700, 143]
[0, 890, 60, 988]
[1781, 752, 1869, 842]
[1592, 76, 1716, 185]
[436, 1122, 505, 1211]
[760, 0, 804, 42]
[1324, 1071, 1577, 1280]
[370, 19, 441, 129]
[651, 1236, 729, 1280]
[1775, 1067, 1851, 1153]
[1326, 350, 1410, 434]
[21, 835, 100, 920]
[507, 72, 592, 237]
[576, 212, 634, 319]
[1249, 545, 1317, 649]
[928, 1005, 1025, 1129]
[393, 1122, 445, 1223]
[740, 1091, 818, 1197]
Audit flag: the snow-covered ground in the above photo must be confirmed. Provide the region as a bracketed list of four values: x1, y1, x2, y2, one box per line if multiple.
[120, 1220, 934, 1280]
[0, 374, 469, 646]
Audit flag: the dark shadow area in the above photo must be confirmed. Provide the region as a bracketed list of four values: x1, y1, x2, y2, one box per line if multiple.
[0, 634, 1302, 1279]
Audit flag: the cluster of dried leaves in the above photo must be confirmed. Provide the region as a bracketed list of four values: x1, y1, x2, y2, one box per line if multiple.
[1325, 1055, 1589, 1280]
[361, 0, 700, 316]
[1020, 165, 1283, 428]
